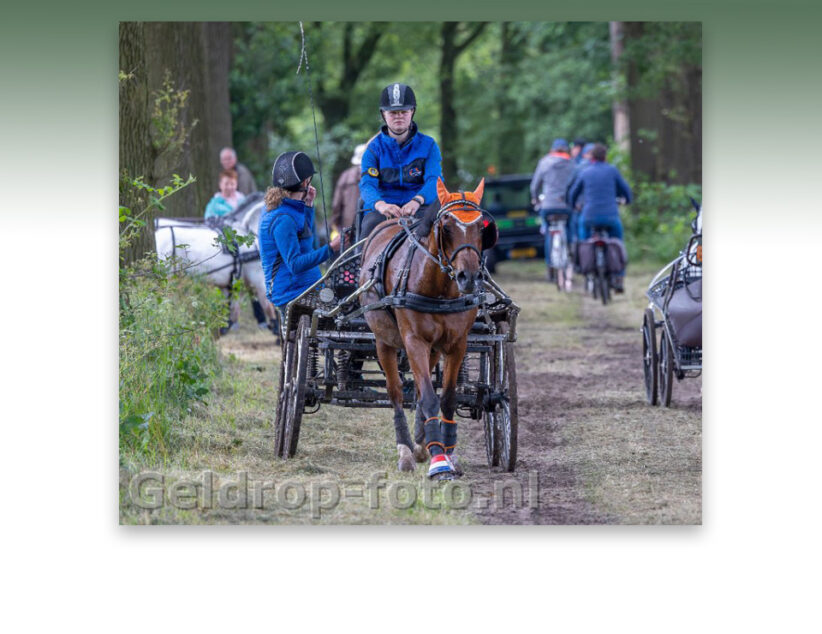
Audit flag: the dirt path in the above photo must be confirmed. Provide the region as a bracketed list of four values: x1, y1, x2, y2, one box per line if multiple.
[459, 261, 701, 524]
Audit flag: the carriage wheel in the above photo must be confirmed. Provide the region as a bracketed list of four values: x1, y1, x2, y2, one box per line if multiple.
[659, 329, 675, 407]
[273, 329, 296, 457]
[482, 410, 499, 467]
[642, 309, 659, 405]
[281, 315, 311, 457]
[495, 323, 518, 472]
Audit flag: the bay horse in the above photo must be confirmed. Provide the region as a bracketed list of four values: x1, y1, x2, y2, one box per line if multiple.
[359, 178, 487, 480]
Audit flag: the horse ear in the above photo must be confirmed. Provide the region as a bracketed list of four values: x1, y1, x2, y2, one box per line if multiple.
[472, 178, 485, 203]
[437, 177, 450, 204]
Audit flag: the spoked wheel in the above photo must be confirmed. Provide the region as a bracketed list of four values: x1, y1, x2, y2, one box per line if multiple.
[482, 409, 499, 467]
[494, 322, 518, 472]
[598, 269, 610, 305]
[642, 308, 659, 405]
[276, 314, 310, 458]
[273, 326, 295, 457]
[659, 329, 675, 407]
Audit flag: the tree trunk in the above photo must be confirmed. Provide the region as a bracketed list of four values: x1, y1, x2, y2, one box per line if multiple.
[440, 23, 458, 182]
[119, 22, 234, 264]
[497, 22, 526, 175]
[609, 21, 631, 154]
[439, 22, 487, 184]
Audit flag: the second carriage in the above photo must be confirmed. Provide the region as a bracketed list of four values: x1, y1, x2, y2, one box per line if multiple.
[641, 207, 702, 407]
[273, 235, 521, 472]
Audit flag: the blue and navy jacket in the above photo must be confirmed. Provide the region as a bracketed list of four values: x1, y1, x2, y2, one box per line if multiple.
[258, 198, 332, 307]
[567, 161, 633, 224]
[359, 122, 442, 212]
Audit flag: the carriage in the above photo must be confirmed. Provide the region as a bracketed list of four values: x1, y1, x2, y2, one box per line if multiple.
[273, 229, 521, 472]
[641, 209, 702, 407]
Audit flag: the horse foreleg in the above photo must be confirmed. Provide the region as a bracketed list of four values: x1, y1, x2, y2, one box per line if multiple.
[405, 338, 454, 479]
[375, 341, 415, 472]
[440, 343, 468, 474]
[413, 349, 440, 462]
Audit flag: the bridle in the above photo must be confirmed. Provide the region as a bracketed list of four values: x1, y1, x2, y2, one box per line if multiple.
[398, 198, 484, 281]
[436, 199, 484, 278]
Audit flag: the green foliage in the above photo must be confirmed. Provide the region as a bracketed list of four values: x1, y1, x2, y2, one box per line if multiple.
[213, 225, 256, 255]
[119, 173, 196, 257]
[622, 178, 701, 264]
[119, 258, 226, 459]
[151, 70, 198, 158]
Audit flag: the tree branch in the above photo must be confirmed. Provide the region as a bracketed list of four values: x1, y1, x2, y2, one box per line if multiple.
[455, 22, 487, 56]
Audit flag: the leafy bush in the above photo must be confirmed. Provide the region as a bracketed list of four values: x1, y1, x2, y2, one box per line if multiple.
[119, 258, 226, 459]
[622, 178, 701, 263]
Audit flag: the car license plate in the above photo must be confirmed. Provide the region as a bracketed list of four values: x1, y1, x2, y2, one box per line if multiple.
[510, 247, 536, 259]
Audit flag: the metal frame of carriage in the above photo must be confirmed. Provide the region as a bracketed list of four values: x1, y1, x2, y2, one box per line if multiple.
[642, 231, 702, 407]
[273, 236, 521, 472]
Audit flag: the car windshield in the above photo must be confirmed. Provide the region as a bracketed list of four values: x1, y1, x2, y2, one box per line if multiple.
[484, 179, 532, 213]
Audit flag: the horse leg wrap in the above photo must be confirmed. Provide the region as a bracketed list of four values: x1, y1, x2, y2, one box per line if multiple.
[393, 410, 413, 450]
[441, 418, 457, 455]
[424, 417, 444, 456]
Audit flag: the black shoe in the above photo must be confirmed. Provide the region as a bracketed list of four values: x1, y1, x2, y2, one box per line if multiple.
[612, 278, 625, 293]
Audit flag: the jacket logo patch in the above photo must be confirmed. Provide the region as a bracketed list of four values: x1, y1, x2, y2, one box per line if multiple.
[368, 167, 379, 177]
[408, 166, 422, 177]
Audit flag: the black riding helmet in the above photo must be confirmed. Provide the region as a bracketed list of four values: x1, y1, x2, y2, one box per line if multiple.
[380, 83, 416, 111]
[271, 151, 316, 191]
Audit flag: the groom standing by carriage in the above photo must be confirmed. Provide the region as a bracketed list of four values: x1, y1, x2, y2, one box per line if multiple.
[358, 83, 443, 241]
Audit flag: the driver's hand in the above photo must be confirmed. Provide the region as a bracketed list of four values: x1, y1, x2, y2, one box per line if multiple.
[304, 185, 317, 207]
[329, 235, 341, 253]
[378, 203, 403, 218]
[400, 200, 421, 217]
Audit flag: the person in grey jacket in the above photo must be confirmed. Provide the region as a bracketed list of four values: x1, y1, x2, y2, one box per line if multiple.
[220, 147, 258, 196]
[530, 138, 577, 279]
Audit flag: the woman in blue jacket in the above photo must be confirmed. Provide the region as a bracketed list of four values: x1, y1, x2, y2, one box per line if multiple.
[359, 83, 443, 240]
[258, 151, 340, 315]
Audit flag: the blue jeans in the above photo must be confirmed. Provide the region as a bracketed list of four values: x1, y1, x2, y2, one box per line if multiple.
[540, 209, 571, 268]
[579, 217, 625, 276]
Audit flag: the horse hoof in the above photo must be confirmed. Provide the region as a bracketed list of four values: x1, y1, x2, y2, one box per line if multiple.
[398, 445, 416, 472]
[427, 454, 456, 479]
[413, 444, 429, 462]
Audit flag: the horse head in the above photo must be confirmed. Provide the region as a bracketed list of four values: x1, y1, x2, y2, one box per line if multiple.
[435, 177, 486, 295]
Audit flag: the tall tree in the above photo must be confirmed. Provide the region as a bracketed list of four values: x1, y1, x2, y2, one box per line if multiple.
[609, 21, 631, 153]
[623, 22, 701, 184]
[119, 22, 233, 263]
[439, 22, 487, 181]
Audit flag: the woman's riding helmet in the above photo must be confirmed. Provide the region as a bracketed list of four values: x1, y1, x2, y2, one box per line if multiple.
[271, 151, 316, 190]
[380, 83, 416, 111]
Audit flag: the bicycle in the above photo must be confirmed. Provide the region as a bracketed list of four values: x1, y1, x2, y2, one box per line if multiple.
[545, 213, 573, 292]
[586, 226, 612, 305]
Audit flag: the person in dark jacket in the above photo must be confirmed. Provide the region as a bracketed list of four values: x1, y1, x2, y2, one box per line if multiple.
[259, 151, 340, 316]
[568, 143, 632, 289]
[331, 143, 366, 236]
[359, 83, 443, 240]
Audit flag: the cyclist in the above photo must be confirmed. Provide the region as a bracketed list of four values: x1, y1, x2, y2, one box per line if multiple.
[567, 143, 632, 292]
[359, 83, 443, 240]
[530, 138, 576, 284]
[259, 151, 341, 318]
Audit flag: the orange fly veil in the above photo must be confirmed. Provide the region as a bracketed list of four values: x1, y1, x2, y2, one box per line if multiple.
[436, 177, 485, 224]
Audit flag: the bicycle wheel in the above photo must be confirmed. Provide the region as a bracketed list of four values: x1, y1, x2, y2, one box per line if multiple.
[659, 329, 674, 407]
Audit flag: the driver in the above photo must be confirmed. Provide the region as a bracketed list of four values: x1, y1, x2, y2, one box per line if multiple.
[359, 83, 443, 240]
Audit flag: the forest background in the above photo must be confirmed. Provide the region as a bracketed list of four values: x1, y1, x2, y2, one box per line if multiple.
[119, 21, 702, 264]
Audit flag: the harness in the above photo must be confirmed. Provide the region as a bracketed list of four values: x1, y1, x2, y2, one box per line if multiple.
[355, 198, 485, 318]
[156, 218, 260, 287]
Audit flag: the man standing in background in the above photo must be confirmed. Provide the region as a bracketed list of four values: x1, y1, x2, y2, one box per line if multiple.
[219, 147, 257, 195]
[331, 143, 367, 238]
